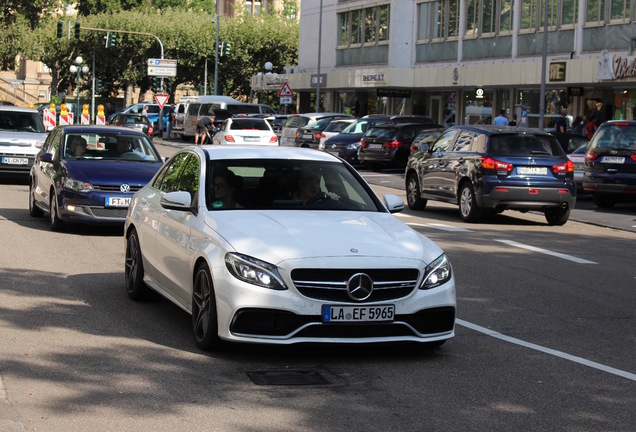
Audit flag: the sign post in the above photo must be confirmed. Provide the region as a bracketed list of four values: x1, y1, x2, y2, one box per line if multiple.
[278, 82, 294, 112]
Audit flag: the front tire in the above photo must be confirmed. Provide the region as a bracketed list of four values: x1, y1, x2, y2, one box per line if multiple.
[49, 190, 64, 231]
[192, 262, 222, 350]
[125, 229, 150, 300]
[458, 183, 482, 222]
[545, 207, 570, 226]
[29, 182, 43, 217]
[406, 173, 427, 210]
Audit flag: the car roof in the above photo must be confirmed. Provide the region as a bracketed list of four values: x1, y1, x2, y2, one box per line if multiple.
[451, 124, 554, 137]
[0, 106, 39, 113]
[201, 145, 341, 162]
[598, 120, 636, 127]
[57, 125, 148, 136]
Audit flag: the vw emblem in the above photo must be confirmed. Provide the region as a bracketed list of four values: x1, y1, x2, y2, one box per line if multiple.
[120, 183, 131, 193]
[346, 273, 373, 301]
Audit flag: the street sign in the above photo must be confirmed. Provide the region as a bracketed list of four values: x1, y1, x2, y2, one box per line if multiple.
[278, 82, 294, 97]
[154, 94, 169, 109]
[280, 96, 292, 105]
[147, 58, 177, 77]
[10, 81, 20, 89]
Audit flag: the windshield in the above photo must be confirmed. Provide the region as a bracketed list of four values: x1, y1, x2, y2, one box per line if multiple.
[207, 159, 380, 211]
[226, 104, 261, 115]
[63, 132, 161, 161]
[342, 119, 388, 135]
[0, 111, 46, 133]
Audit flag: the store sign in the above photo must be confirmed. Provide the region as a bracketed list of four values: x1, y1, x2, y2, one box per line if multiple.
[310, 73, 327, 88]
[377, 88, 411, 98]
[475, 88, 484, 99]
[613, 56, 636, 79]
[568, 87, 584, 97]
[549, 62, 566, 82]
[362, 73, 385, 82]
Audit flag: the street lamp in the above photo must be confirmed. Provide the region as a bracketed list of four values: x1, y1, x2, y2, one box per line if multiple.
[69, 56, 88, 124]
[257, 61, 273, 103]
[212, 8, 220, 95]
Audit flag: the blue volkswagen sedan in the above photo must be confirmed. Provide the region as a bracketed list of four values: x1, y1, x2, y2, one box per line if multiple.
[29, 125, 163, 230]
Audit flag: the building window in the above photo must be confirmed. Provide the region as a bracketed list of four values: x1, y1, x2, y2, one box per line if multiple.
[610, 0, 632, 21]
[586, 0, 605, 23]
[466, 0, 479, 37]
[500, 0, 514, 33]
[418, 1, 460, 41]
[338, 5, 390, 47]
[561, 0, 579, 26]
[521, 0, 562, 30]
[245, 0, 261, 16]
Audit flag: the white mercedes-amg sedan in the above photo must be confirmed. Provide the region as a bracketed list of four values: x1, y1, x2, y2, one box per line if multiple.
[124, 146, 456, 350]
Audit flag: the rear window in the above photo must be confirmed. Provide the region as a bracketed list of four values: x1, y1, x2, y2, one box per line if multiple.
[0, 111, 46, 133]
[306, 118, 333, 130]
[589, 125, 636, 151]
[285, 116, 310, 128]
[230, 119, 270, 131]
[364, 127, 399, 139]
[324, 121, 353, 133]
[488, 134, 563, 156]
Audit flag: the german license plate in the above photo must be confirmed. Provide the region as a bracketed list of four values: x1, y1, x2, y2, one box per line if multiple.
[518, 166, 548, 175]
[368, 144, 384, 150]
[106, 197, 131, 207]
[1, 157, 28, 165]
[322, 304, 395, 323]
[302, 134, 313, 139]
[244, 137, 260, 142]
[601, 156, 625, 164]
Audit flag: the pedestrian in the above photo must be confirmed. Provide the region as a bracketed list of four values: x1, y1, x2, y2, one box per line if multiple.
[508, 113, 517, 126]
[167, 104, 174, 138]
[554, 108, 569, 152]
[585, 114, 597, 139]
[493, 109, 509, 126]
[142, 105, 149, 116]
[593, 101, 606, 126]
[195, 115, 215, 145]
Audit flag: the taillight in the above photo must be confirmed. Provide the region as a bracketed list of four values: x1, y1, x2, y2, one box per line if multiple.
[386, 140, 402, 149]
[481, 156, 513, 172]
[148, 125, 154, 135]
[269, 136, 278, 144]
[585, 150, 598, 161]
[319, 133, 326, 139]
[360, 140, 368, 148]
[296, 131, 301, 138]
[552, 160, 574, 173]
[631, 154, 636, 162]
[225, 135, 235, 143]
[314, 133, 321, 140]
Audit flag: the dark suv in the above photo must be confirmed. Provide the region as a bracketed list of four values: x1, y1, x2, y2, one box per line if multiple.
[405, 125, 576, 225]
[583, 120, 636, 208]
[358, 123, 440, 170]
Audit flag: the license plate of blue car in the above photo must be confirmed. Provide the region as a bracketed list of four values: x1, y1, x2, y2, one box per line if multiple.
[601, 156, 625, 164]
[106, 197, 131, 207]
[322, 304, 395, 323]
[518, 166, 547, 175]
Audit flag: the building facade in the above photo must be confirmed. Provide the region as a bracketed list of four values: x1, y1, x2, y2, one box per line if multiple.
[257, 0, 636, 128]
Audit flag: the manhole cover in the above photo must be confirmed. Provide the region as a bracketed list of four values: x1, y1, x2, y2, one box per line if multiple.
[247, 370, 329, 386]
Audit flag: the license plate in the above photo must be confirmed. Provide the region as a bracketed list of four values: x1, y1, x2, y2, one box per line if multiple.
[574, 163, 584, 170]
[601, 156, 625, 164]
[368, 144, 384, 150]
[106, 197, 131, 207]
[322, 304, 395, 323]
[518, 166, 548, 175]
[302, 134, 313, 139]
[244, 137, 261, 142]
[1, 157, 28, 165]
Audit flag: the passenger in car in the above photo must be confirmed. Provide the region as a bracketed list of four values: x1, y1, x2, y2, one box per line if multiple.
[70, 136, 88, 157]
[212, 168, 242, 209]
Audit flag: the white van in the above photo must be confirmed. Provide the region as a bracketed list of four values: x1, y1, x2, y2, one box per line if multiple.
[177, 96, 276, 140]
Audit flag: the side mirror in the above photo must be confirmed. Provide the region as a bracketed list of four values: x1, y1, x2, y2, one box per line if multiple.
[383, 194, 404, 214]
[160, 191, 193, 211]
[39, 153, 53, 163]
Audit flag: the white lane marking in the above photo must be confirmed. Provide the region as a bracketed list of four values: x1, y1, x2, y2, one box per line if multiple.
[496, 239, 597, 264]
[457, 319, 636, 382]
[408, 222, 471, 232]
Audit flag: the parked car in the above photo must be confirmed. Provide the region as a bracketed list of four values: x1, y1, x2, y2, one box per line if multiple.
[547, 130, 589, 154]
[267, 114, 292, 140]
[405, 125, 576, 225]
[123, 145, 456, 350]
[109, 113, 153, 137]
[318, 119, 356, 149]
[28, 125, 163, 230]
[182, 102, 233, 141]
[280, 113, 353, 146]
[358, 123, 441, 170]
[567, 144, 588, 192]
[0, 106, 48, 177]
[320, 115, 435, 165]
[109, 103, 172, 137]
[583, 120, 636, 208]
[295, 117, 354, 149]
[212, 117, 278, 146]
[171, 101, 188, 138]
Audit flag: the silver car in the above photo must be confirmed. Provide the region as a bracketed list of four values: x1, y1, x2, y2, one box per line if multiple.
[0, 106, 48, 176]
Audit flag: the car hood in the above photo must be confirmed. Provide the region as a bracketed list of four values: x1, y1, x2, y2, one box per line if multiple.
[0, 131, 48, 146]
[205, 210, 442, 265]
[64, 160, 162, 185]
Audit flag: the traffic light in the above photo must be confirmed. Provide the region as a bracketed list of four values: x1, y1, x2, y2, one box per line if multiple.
[57, 21, 63, 39]
[96, 78, 103, 92]
[74, 22, 80, 40]
[224, 43, 231, 57]
[152, 77, 161, 93]
[164, 78, 172, 92]
[106, 33, 117, 48]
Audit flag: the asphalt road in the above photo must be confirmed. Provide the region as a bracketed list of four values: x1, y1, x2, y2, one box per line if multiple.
[0, 143, 634, 431]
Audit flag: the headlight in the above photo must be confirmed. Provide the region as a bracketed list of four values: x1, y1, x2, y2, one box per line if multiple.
[420, 254, 451, 290]
[225, 253, 287, 290]
[63, 177, 93, 192]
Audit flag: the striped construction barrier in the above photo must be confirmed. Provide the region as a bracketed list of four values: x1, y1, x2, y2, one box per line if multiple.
[43, 109, 56, 130]
[59, 113, 73, 126]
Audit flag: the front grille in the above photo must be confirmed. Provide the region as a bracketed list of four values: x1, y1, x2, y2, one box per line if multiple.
[92, 184, 143, 192]
[291, 268, 419, 303]
[89, 207, 129, 218]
